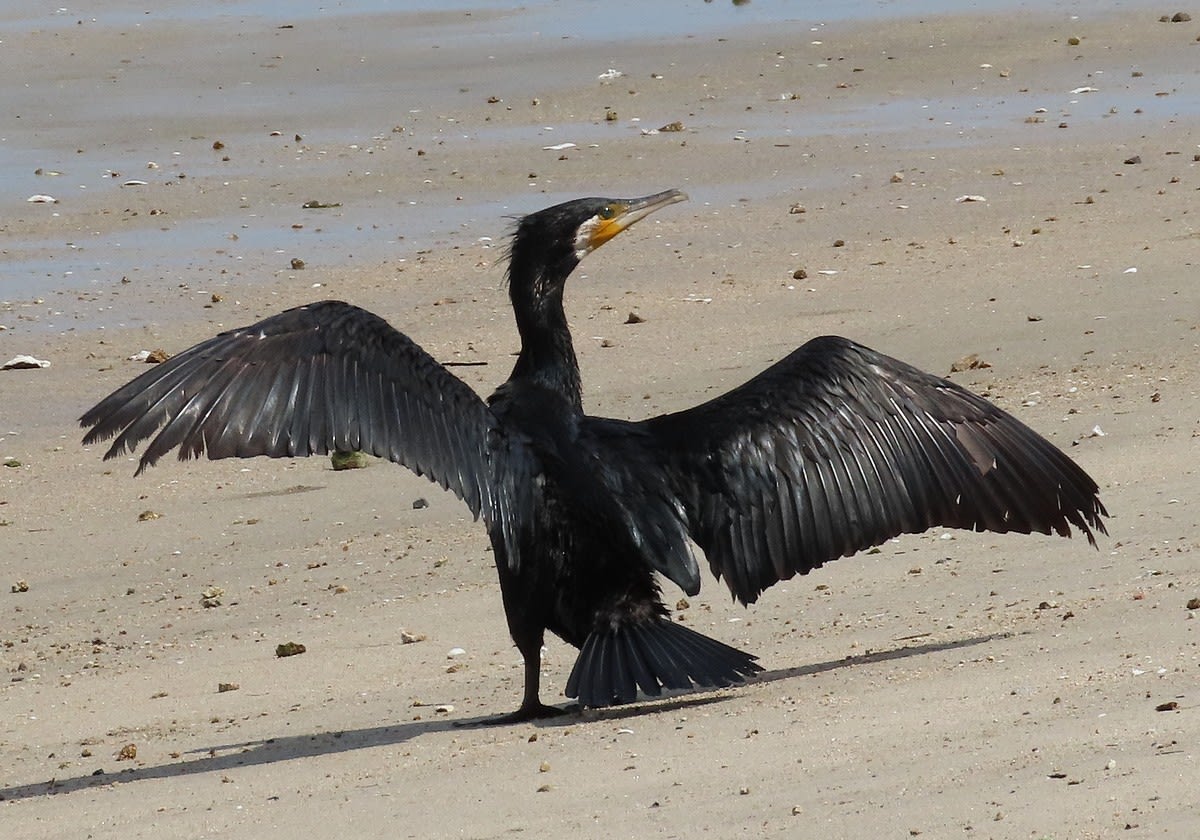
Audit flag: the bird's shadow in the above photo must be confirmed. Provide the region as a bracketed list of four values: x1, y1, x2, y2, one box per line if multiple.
[0, 631, 1002, 802]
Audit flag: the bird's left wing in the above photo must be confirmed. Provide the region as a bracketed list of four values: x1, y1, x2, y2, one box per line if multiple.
[632, 335, 1107, 604]
[80, 300, 526, 529]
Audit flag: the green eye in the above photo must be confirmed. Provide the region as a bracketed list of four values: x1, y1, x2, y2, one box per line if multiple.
[598, 205, 616, 220]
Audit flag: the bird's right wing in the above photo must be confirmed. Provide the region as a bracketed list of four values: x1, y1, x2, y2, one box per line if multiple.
[639, 335, 1108, 604]
[80, 300, 529, 534]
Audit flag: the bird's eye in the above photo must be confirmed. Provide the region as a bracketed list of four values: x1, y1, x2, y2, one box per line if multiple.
[598, 205, 617, 220]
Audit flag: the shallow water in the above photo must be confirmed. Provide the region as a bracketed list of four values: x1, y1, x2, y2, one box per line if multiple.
[0, 0, 1182, 320]
[0, 0, 1058, 40]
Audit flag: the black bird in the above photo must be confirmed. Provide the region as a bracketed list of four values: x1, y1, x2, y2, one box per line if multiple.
[80, 189, 1107, 722]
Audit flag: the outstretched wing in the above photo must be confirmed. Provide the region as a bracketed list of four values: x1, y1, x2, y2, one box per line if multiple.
[634, 335, 1107, 604]
[80, 300, 518, 526]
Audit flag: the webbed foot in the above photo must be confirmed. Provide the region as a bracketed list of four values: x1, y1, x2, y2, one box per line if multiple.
[455, 701, 576, 727]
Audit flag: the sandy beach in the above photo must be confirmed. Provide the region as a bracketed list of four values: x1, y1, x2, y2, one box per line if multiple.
[2, 3, 1198, 837]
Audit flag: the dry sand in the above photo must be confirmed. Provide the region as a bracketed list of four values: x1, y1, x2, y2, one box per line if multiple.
[2, 4, 1198, 838]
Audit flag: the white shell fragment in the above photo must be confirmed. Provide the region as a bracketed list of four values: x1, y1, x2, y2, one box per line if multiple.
[122, 179, 149, 187]
[542, 142, 576, 151]
[127, 350, 153, 362]
[26, 194, 58, 203]
[597, 68, 625, 81]
[447, 647, 466, 658]
[2, 355, 51, 370]
[1070, 86, 1099, 94]
[955, 195, 987, 203]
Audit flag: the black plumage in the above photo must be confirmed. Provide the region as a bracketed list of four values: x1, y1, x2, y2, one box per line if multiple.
[80, 189, 1107, 722]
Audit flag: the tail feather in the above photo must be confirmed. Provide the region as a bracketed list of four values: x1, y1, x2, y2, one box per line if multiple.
[624, 636, 660, 697]
[571, 633, 603, 705]
[565, 620, 761, 708]
[669, 628, 746, 688]
[635, 627, 690, 690]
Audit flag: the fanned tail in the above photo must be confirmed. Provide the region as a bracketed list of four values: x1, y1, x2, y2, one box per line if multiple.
[565, 620, 761, 708]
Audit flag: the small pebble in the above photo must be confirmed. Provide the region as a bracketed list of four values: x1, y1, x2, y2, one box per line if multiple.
[331, 451, 369, 470]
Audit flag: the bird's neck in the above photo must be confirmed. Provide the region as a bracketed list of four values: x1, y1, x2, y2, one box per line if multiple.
[509, 283, 583, 409]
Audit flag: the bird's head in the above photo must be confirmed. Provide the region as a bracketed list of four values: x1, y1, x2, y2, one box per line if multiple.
[506, 189, 687, 300]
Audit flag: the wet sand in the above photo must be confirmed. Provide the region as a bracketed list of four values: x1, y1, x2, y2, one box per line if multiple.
[2, 4, 1198, 838]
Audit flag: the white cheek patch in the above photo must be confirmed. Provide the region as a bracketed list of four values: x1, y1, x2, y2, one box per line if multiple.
[574, 215, 601, 259]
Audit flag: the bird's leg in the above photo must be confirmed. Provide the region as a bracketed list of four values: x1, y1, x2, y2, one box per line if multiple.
[510, 643, 572, 721]
[458, 634, 574, 726]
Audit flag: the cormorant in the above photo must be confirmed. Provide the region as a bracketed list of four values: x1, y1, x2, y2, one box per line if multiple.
[80, 189, 1107, 722]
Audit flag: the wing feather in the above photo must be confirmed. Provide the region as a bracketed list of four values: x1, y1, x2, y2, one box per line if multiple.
[631, 335, 1107, 603]
[80, 300, 525, 535]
